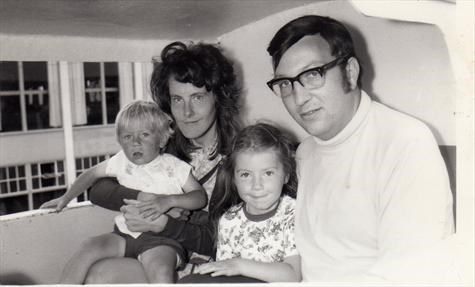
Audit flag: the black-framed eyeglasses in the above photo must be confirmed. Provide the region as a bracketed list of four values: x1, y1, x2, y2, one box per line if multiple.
[267, 54, 350, 98]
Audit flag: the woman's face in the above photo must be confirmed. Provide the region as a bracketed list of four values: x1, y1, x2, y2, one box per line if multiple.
[168, 78, 217, 145]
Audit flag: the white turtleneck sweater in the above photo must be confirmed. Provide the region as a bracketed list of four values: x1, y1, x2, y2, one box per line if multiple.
[295, 91, 455, 282]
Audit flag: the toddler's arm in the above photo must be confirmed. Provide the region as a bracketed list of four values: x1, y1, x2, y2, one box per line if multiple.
[195, 255, 301, 282]
[40, 161, 108, 212]
[166, 171, 207, 209]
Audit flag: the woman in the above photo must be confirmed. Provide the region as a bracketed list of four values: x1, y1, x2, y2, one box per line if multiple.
[85, 41, 241, 283]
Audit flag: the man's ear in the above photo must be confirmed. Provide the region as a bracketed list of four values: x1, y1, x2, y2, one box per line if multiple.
[345, 57, 360, 90]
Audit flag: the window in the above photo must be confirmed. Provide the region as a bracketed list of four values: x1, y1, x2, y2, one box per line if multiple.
[1, 60, 126, 216]
[0, 161, 66, 215]
[0, 155, 112, 215]
[0, 61, 51, 132]
[83, 62, 120, 126]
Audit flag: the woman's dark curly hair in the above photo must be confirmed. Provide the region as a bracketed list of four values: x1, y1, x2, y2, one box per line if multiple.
[209, 123, 298, 224]
[150, 41, 241, 161]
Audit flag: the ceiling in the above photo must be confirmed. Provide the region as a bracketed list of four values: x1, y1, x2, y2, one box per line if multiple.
[0, 0, 319, 41]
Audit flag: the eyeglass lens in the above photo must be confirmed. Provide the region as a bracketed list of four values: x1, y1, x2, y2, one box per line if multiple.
[270, 55, 348, 98]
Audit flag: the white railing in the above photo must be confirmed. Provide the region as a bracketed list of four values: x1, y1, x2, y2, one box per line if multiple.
[0, 202, 119, 284]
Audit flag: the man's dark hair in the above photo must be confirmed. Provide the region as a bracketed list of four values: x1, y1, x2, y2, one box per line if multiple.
[267, 15, 358, 71]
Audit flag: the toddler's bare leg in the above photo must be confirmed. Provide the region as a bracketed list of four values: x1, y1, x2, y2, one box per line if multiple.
[60, 233, 125, 284]
[139, 245, 178, 283]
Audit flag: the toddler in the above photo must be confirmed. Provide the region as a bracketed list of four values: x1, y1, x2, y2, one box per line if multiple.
[41, 100, 207, 283]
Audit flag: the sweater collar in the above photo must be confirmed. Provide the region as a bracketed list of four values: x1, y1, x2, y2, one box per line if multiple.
[312, 90, 371, 147]
[243, 197, 281, 222]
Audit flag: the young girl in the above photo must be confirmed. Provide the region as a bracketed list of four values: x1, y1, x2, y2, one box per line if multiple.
[182, 123, 301, 283]
[40, 100, 207, 283]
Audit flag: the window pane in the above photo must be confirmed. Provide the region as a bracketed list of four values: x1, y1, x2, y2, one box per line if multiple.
[18, 166, 25, 177]
[0, 95, 22, 132]
[9, 181, 18, 192]
[106, 91, 120, 124]
[23, 62, 48, 90]
[26, 92, 50, 130]
[57, 161, 63, 172]
[1, 182, 8, 194]
[8, 167, 16, 178]
[0, 61, 19, 91]
[19, 179, 26, 191]
[75, 158, 82, 170]
[86, 91, 103, 125]
[84, 158, 91, 169]
[31, 164, 38, 175]
[0, 195, 28, 215]
[32, 177, 39, 189]
[0, 167, 6, 180]
[84, 62, 101, 89]
[40, 162, 54, 174]
[40, 163, 56, 187]
[59, 175, 65, 185]
[105, 62, 118, 88]
[41, 177, 56, 187]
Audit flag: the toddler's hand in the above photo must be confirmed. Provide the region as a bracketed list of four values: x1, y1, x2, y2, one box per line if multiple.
[39, 196, 68, 212]
[167, 207, 191, 220]
[120, 201, 140, 215]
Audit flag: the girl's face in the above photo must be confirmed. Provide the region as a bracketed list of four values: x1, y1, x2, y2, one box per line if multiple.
[233, 148, 289, 215]
[118, 120, 163, 165]
[168, 78, 217, 146]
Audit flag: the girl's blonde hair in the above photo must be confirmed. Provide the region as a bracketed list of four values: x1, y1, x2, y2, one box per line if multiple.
[115, 100, 174, 142]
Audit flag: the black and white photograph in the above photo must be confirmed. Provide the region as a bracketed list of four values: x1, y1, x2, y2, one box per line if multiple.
[0, 0, 473, 285]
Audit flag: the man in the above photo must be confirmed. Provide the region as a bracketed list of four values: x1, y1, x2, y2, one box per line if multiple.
[266, 15, 455, 282]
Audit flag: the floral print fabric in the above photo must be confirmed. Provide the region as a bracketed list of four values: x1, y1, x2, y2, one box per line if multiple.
[216, 195, 298, 262]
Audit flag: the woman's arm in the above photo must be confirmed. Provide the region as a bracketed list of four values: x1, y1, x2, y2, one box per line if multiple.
[195, 255, 301, 282]
[89, 177, 140, 211]
[122, 209, 216, 257]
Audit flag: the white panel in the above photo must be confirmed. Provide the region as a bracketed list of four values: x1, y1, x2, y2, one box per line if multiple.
[0, 205, 118, 284]
[69, 62, 87, 125]
[133, 62, 143, 100]
[141, 62, 154, 101]
[58, 61, 76, 187]
[118, 62, 134, 108]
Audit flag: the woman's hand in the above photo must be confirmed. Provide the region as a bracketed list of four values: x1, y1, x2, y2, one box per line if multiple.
[39, 196, 68, 212]
[125, 195, 173, 220]
[195, 259, 244, 277]
[123, 209, 169, 233]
